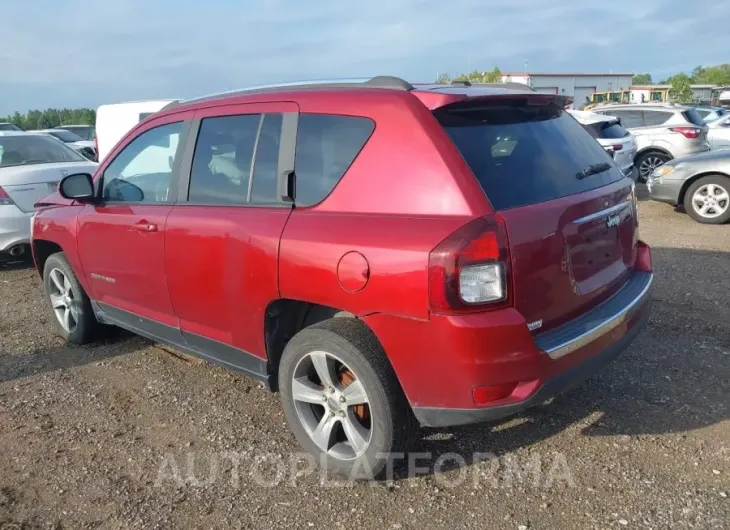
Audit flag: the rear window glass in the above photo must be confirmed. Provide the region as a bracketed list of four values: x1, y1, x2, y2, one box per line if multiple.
[584, 121, 629, 140]
[436, 101, 623, 211]
[0, 134, 85, 167]
[643, 111, 673, 126]
[696, 109, 711, 119]
[682, 108, 705, 126]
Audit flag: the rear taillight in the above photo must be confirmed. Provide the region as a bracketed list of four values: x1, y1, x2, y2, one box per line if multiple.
[612, 143, 623, 151]
[428, 215, 511, 313]
[0, 185, 15, 206]
[670, 127, 702, 139]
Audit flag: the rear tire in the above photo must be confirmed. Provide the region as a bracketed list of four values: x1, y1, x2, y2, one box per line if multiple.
[43, 252, 99, 344]
[636, 151, 671, 183]
[684, 175, 730, 224]
[279, 318, 418, 479]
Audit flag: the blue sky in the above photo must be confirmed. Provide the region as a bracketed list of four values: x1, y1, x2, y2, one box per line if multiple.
[1, 0, 727, 115]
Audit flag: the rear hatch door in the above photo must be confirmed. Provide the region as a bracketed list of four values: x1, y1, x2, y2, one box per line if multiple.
[435, 96, 637, 332]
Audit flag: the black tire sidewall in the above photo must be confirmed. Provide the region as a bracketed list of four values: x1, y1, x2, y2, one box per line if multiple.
[43, 253, 96, 344]
[684, 175, 730, 225]
[279, 325, 397, 480]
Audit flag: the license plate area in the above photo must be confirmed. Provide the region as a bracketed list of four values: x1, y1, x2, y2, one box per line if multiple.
[562, 202, 632, 293]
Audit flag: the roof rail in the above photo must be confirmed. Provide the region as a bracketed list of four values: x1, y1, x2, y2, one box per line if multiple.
[176, 76, 415, 107]
[450, 80, 472, 87]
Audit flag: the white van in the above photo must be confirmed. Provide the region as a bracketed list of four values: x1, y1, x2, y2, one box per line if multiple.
[95, 99, 178, 161]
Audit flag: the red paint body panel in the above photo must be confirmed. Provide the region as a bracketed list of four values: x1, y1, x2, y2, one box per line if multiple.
[365, 296, 649, 409]
[165, 206, 291, 358]
[76, 204, 177, 326]
[32, 204, 89, 290]
[499, 179, 637, 332]
[279, 213, 469, 320]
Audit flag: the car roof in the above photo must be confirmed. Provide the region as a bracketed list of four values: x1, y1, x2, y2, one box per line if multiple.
[0, 131, 32, 137]
[163, 76, 546, 114]
[568, 109, 619, 125]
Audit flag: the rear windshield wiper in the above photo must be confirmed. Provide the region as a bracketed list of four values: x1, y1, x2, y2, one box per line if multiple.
[576, 162, 612, 180]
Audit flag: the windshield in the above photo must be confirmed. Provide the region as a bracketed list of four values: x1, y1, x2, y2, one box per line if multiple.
[48, 129, 85, 143]
[436, 100, 623, 210]
[0, 135, 86, 168]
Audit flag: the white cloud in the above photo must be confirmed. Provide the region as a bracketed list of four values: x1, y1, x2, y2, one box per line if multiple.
[0, 0, 725, 113]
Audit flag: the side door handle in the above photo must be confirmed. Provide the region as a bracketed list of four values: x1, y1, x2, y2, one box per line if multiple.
[133, 221, 158, 232]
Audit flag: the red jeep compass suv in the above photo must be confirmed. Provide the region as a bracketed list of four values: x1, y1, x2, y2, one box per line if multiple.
[31, 76, 653, 478]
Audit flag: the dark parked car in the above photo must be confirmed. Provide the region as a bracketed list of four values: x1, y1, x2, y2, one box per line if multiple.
[30, 76, 653, 478]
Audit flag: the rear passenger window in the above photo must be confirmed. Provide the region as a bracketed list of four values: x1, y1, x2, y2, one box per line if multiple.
[294, 114, 374, 206]
[188, 114, 261, 204]
[189, 113, 284, 205]
[643, 111, 673, 127]
[612, 110, 645, 128]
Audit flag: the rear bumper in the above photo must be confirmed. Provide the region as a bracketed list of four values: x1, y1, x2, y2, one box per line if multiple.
[0, 205, 32, 252]
[366, 268, 653, 428]
[414, 272, 652, 427]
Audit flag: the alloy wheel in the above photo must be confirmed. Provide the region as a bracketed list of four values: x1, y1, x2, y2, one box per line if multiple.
[639, 155, 667, 180]
[48, 268, 79, 333]
[292, 350, 372, 460]
[691, 183, 730, 219]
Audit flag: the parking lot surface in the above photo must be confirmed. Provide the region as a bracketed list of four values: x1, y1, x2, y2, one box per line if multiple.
[1, 191, 728, 529]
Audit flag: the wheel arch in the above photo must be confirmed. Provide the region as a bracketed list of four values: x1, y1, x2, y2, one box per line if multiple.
[264, 298, 365, 390]
[678, 171, 730, 206]
[32, 239, 64, 277]
[634, 146, 673, 164]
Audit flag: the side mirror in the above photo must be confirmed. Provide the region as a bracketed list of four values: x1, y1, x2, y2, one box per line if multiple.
[59, 173, 95, 201]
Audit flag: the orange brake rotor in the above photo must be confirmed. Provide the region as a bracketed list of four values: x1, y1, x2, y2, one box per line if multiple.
[338, 368, 369, 422]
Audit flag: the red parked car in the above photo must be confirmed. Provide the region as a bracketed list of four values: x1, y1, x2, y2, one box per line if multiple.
[31, 76, 653, 478]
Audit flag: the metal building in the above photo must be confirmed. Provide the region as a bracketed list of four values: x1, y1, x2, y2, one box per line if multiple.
[501, 72, 634, 108]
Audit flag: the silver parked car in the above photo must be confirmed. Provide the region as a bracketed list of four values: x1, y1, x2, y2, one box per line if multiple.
[707, 113, 730, 151]
[647, 150, 730, 224]
[593, 103, 710, 182]
[0, 132, 98, 258]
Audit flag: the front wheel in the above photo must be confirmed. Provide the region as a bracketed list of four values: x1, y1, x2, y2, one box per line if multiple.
[43, 252, 99, 344]
[636, 151, 671, 183]
[684, 175, 730, 224]
[279, 318, 418, 479]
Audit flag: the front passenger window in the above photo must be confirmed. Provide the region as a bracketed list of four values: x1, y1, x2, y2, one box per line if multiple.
[102, 122, 184, 203]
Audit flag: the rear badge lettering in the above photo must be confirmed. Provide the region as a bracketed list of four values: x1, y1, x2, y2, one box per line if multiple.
[606, 214, 621, 228]
[90, 273, 116, 284]
[527, 320, 543, 331]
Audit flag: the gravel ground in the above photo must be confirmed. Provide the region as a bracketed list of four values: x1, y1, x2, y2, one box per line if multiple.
[1, 191, 729, 529]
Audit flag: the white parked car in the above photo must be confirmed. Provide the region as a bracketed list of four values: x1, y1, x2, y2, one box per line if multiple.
[96, 99, 177, 161]
[707, 113, 730, 151]
[568, 109, 638, 179]
[0, 132, 97, 258]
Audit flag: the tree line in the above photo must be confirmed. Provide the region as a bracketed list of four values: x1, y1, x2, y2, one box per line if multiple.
[0, 108, 96, 131]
